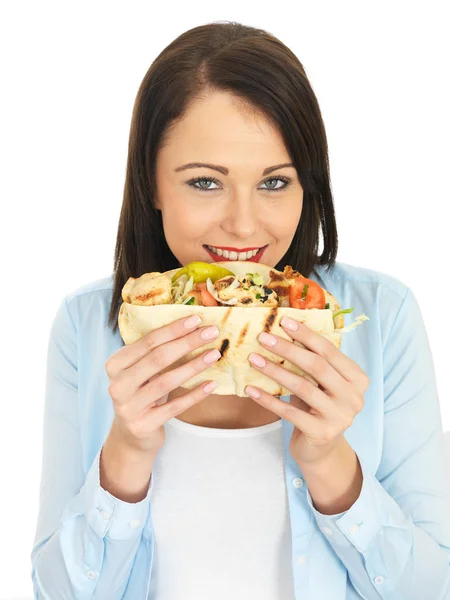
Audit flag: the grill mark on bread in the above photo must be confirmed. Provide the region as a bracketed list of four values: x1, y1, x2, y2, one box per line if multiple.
[263, 307, 278, 333]
[135, 290, 161, 303]
[220, 307, 232, 327]
[219, 338, 229, 356]
[236, 322, 249, 347]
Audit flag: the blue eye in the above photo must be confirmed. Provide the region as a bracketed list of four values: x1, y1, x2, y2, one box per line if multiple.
[186, 175, 292, 193]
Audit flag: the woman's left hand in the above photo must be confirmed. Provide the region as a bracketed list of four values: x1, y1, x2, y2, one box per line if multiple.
[245, 315, 370, 466]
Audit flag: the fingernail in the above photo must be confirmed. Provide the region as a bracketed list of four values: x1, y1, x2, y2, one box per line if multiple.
[248, 352, 266, 367]
[281, 316, 298, 331]
[200, 325, 219, 340]
[203, 381, 217, 393]
[184, 314, 201, 328]
[259, 332, 277, 347]
[246, 385, 260, 398]
[204, 349, 221, 363]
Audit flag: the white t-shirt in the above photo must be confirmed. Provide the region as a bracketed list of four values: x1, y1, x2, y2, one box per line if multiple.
[147, 416, 296, 600]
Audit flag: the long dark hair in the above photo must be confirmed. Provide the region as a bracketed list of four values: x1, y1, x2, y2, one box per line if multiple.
[108, 21, 338, 334]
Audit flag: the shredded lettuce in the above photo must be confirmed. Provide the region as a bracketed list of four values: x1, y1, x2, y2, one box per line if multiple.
[184, 275, 195, 294]
[333, 307, 354, 318]
[247, 272, 263, 286]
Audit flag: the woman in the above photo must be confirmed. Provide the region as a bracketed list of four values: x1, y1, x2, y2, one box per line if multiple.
[31, 21, 450, 599]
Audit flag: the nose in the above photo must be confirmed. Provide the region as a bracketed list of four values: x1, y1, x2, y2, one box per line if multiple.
[220, 192, 259, 239]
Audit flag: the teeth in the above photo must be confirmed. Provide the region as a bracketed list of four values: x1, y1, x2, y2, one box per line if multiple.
[206, 245, 261, 260]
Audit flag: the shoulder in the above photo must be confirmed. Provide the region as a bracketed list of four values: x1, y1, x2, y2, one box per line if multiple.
[314, 261, 413, 344]
[315, 260, 409, 301]
[65, 274, 114, 302]
[62, 274, 114, 324]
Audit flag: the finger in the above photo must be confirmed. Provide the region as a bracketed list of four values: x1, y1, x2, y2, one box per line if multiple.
[248, 353, 333, 415]
[106, 313, 204, 377]
[245, 385, 320, 433]
[258, 333, 343, 394]
[150, 380, 219, 429]
[122, 325, 220, 397]
[131, 347, 222, 415]
[280, 317, 364, 383]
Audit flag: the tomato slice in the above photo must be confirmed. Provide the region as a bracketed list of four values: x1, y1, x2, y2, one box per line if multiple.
[289, 276, 325, 309]
[200, 289, 218, 306]
[186, 290, 203, 304]
[194, 282, 218, 306]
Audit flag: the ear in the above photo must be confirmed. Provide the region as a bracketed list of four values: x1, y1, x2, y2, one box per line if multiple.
[154, 196, 161, 210]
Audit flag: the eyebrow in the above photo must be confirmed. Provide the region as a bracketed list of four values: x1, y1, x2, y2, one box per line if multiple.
[174, 162, 295, 176]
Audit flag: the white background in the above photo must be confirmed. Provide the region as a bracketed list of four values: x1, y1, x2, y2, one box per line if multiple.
[1, 1, 449, 597]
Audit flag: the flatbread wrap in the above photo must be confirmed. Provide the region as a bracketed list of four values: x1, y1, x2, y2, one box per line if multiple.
[118, 261, 369, 397]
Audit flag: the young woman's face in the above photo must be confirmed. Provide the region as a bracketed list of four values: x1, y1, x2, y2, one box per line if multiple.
[155, 91, 303, 268]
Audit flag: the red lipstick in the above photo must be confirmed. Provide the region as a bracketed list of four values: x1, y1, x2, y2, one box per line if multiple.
[203, 244, 268, 263]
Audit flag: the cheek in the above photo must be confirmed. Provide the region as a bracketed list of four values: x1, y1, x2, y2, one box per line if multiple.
[160, 203, 211, 242]
[266, 200, 302, 236]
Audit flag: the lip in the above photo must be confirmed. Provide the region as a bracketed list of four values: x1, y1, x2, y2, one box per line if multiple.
[206, 245, 263, 252]
[203, 244, 269, 264]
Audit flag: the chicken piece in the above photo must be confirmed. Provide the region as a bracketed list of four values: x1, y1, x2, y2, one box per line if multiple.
[213, 276, 236, 291]
[214, 275, 279, 307]
[122, 272, 172, 306]
[266, 265, 302, 306]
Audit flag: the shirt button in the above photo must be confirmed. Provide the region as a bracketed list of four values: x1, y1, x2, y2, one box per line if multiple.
[322, 527, 333, 536]
[292, 477, 304, 488]
[100, 510, 111, 520]
[349, 524, 360, 534]
[130, 518, 141, 528]
[297, 555, 307, 566]
[375, 576, 384, 585]
[87, 570, 96, 579]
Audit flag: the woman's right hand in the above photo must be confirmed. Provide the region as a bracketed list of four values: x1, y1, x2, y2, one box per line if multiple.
[105, 314, 221, 455]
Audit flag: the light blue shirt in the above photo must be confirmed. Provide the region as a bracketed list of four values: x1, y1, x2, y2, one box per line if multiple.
[31, 261, 450, 599]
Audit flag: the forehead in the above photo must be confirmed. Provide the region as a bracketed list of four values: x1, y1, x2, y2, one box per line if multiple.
[157, 91, 289, 171]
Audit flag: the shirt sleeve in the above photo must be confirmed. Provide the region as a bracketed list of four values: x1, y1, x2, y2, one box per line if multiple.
[306, 287, 450, 600]
[31, 296, 154, 599]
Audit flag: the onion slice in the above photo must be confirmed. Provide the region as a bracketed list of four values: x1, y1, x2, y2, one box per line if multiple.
[225, 277, 241, 292]
[206, 277, 238, 305]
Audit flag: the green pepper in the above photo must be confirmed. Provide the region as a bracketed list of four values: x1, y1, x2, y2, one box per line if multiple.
[172, 261, 235, 284]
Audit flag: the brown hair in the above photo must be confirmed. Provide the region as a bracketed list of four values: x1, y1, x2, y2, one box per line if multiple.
[108, 20, 338, 334]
